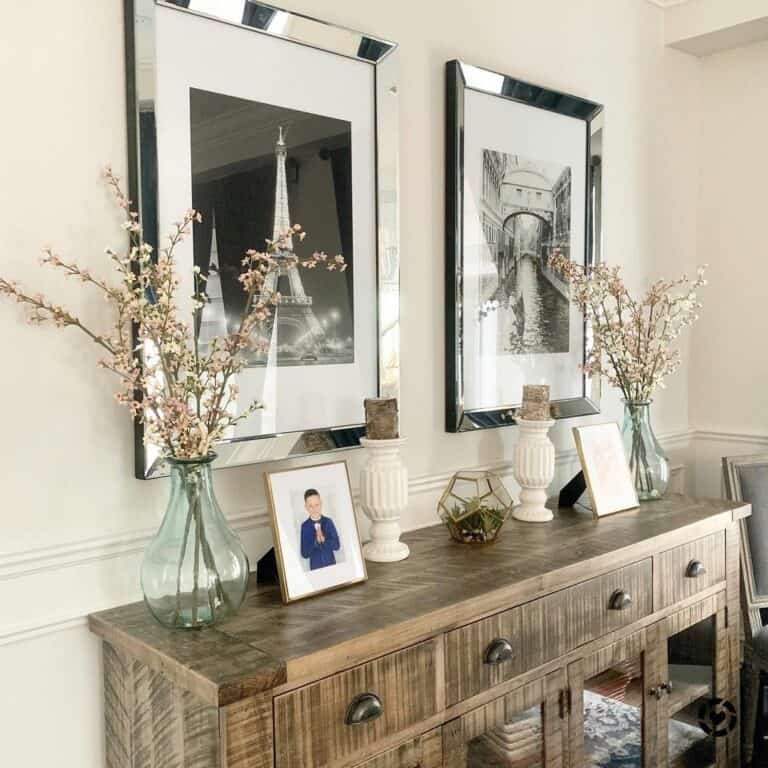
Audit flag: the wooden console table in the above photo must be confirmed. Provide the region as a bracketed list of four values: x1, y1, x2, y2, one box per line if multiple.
[90, 495, 749, 767]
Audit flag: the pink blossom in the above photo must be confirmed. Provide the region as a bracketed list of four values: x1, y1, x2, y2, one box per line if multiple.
[0, 176, 346, 460]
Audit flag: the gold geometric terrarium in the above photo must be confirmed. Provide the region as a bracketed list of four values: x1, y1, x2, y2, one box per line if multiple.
[438, 470, 513, 545]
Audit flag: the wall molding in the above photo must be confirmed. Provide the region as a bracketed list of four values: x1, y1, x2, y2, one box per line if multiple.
[0, 616, 89, 647]
[0, 428, 693, 646]
[694, 429, 768, 447]
[0, 443, 603, 583]
[0, 508, 268, 583]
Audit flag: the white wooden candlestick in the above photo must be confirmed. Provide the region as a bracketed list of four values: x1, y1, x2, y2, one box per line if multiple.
[359, 437, 410, 562]
[512, 419, 556, 522]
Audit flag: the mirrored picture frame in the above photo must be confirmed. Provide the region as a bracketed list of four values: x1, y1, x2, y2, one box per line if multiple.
[124, 0, 400, 478]
[445, 59, 603, 433]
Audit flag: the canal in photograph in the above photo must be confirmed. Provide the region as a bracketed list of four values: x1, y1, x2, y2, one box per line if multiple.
[491, 255, 570, 355]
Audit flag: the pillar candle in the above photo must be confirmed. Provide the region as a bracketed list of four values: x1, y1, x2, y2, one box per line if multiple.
[364, 398, 399, 439]
[520, 384, 551, 421]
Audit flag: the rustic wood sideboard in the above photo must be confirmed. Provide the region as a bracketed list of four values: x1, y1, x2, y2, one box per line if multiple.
[90, 495, 749, 768]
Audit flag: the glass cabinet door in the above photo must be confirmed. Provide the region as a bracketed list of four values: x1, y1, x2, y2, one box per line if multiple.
[568, 629, 649, 767]
[567, 608, 735, 768]
[443, 669, 565, 768]
[661, 606, 732, 768]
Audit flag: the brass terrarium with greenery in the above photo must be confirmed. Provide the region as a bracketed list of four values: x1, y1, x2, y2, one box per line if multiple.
[438, 470, 513, 545]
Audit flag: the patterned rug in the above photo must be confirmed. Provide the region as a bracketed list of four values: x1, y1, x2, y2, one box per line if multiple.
[583, 691, 713, 767]
[467, 691, 714, 767]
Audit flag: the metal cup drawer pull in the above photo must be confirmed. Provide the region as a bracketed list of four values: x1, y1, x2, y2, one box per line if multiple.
[608, 589, 633, 611]
[484, 637, 515, 665]
[686, 560, 707, 578]
[344, 692, 383, 726]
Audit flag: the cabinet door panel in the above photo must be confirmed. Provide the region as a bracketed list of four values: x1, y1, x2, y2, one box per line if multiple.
[644, 620, 668, 768]
[443, 669, 565, 768]
[662, 598, 735, 768]
[568, 629, 649, 768]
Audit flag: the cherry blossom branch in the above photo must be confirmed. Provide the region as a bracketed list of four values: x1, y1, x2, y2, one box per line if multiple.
[549, 253, 706, 401]
[0, 168, 347, 460]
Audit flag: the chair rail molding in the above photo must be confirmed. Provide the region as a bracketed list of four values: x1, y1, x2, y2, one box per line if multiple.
[0, 428, 693, 646]
[695, 429, 768, 447]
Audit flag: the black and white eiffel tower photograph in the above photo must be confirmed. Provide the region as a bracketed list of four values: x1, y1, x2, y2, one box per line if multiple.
[189, 87, 355, 367]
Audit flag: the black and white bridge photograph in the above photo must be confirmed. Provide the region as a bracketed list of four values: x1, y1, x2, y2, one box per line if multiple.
[478, 150, 572, 356]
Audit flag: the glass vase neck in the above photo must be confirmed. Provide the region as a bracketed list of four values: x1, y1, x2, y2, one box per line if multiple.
[165, 453, 217, 468]
[165, 455, 217, 484]
[622, 399, 652, 409]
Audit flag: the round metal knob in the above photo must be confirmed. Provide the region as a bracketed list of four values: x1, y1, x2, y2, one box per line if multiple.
[484, 637, 515, 665]
[686, 560, 707, 578]
[649, 686, 663, 701]
[344, 693, 383, 726]
[609, 589, 633, 611]
[660, 681, 673, 694]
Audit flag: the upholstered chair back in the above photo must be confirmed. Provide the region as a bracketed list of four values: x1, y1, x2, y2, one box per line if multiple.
[723, 455, 768, 637]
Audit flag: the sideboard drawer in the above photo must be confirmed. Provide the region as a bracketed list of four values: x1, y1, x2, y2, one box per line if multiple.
[654, 531, 726, 609]
[445, 559, 652, 705]
[445, 602, 532, 706]
[274, 639, 439, 768]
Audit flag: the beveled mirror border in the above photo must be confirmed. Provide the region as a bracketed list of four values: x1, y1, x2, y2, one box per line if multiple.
[445, 59, 603, 433]
[124, 0, 400, 478]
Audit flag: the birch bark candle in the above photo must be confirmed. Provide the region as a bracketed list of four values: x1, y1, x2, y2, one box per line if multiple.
[364, 398, 399, 440]
[520, 384, 551, 421]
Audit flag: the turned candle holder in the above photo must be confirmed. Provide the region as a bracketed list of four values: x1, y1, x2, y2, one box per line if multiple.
[359, 437, 410, 562]
[512, 418, 556, 523]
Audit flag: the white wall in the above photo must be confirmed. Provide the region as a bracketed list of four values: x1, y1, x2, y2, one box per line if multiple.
[0, 1, 700, 765]
[689, 40, 768, 497]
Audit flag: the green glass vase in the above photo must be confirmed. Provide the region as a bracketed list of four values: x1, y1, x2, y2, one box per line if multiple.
[141, 455, 249, 629]
[620, 400, 670, 501]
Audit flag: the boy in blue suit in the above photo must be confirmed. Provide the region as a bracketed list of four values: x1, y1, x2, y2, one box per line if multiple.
[300, 488, 340, 570]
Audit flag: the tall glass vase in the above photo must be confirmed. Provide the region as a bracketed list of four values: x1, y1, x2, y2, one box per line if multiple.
[620, 400, 670, 501]
[141, 455, 249, 629]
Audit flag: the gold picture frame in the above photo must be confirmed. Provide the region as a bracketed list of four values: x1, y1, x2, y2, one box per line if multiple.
[573, 423, 640, 518]
[264, 460, 368, 603]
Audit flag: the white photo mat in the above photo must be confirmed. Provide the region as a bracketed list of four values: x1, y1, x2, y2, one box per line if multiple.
[462, 88, 587, 411]
[155, 5, 378, 438]
[265, 461, 366, 602]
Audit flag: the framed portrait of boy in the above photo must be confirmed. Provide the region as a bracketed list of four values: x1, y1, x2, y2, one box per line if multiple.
[265, 461, 367, 603]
